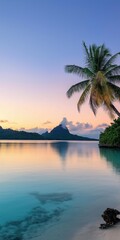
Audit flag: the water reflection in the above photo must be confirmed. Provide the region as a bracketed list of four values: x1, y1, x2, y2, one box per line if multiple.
[0, 141, 102, 177]
[0, 141, 120, 240]
[0, 141, 98, 163]
[50, 141, 98, 160]
[50, 142, 69, 159]
[99, 147, 120, 173]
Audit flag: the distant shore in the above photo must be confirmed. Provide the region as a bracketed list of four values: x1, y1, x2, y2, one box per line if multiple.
[99, 144, 120, 148]
[0, 125, 98, 141]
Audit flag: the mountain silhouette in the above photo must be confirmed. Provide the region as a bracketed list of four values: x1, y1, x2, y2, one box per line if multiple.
[0, 126, 43, 140]
[0, 124, 97, 140]
[42, 124, 96, 140]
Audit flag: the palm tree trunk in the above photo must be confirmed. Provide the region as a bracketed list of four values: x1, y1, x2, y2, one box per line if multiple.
[110, 103, 120, 118]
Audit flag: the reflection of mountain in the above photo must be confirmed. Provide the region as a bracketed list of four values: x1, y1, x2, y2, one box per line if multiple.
[50, 141, 98, 161]
[99, 148, 120, 173]
[50, 142, 69, 159]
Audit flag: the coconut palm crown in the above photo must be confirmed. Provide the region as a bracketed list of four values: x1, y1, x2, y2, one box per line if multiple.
[65, 42, 120, 118]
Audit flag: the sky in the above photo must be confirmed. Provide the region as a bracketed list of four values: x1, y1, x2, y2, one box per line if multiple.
[0, 0, 120, 138]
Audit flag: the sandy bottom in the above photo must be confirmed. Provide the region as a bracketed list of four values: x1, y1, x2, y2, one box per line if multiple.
[33, 221, 120, 240]
[73, 222, 120, 240]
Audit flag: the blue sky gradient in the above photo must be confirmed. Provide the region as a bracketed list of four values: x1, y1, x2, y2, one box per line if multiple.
[0, 0, 120, 138]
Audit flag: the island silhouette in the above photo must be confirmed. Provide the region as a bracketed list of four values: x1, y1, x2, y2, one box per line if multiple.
[0, 124, 97, 140]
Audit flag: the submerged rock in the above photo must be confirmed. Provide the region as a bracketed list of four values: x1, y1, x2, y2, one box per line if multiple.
[0, 204, 68, 239]
[30, 192, 72, 204]
[100, 208, 120, 229]
[0, 192, 72, 239]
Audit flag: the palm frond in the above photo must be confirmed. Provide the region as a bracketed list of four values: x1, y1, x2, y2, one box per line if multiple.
[103, 103, 115, 119]
[83, 42, 94, 70]
[100, 44, 111, 59]
[98, 44, 111, 70]
[89, 44, 98, 72]
[82, 41, 90, 59]
[102, 52, 120, 71]
[106, 65, 120, 76]
[107, 82, 120, 100]
[77, 84, 91, 111]
[108, 75, 120, 83]
[110, 103, 120, 117]
[67, 80, 90, 98]
[87, 44, 110, 72]
[89, 45, 94, 61]
[83, 67, 94, 77]
[65, 65, 85, 77]
[89, 94, 97, 115]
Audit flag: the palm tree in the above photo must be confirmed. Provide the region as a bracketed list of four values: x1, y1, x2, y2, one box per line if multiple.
[65, 42, 120, 118]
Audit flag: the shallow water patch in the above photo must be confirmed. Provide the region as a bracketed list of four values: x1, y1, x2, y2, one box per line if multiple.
[0, 192, 72, 239]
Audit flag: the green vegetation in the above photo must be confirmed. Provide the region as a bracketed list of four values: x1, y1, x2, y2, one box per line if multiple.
[99, 118, 120, 147]
[65, 42, 120, 118]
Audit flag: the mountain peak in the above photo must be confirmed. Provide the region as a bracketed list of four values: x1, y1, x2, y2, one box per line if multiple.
[49, 124, 70, 139]
[60, 123, 67, 130]
[46, 123, 96, 140]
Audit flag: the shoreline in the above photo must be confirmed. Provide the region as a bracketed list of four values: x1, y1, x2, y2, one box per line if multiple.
[31, 219, 120, 240]
[73, 221, 120, 240]
[99, 144, 120, 148]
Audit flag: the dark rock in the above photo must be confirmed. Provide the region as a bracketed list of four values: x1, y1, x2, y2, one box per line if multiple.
[100, 208, 120, 229]
[100, 223, 112, 229]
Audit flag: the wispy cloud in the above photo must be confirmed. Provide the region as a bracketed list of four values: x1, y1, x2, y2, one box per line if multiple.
[97, 123, 109, 128]
[19, 127, 49, 134]
[83, 123, 109, 139]
[0, 120, 9, 123]
[60, 117, 108, 139]
[0, 120, 17, 125]
[43, 121, 51, 125]
[61, 117, 93, 133]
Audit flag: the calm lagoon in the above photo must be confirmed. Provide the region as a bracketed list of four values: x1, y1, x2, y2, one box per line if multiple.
[0, 141, 120, 239]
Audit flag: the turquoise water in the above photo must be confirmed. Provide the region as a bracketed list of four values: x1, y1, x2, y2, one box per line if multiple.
[0, 141, 120, 239]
